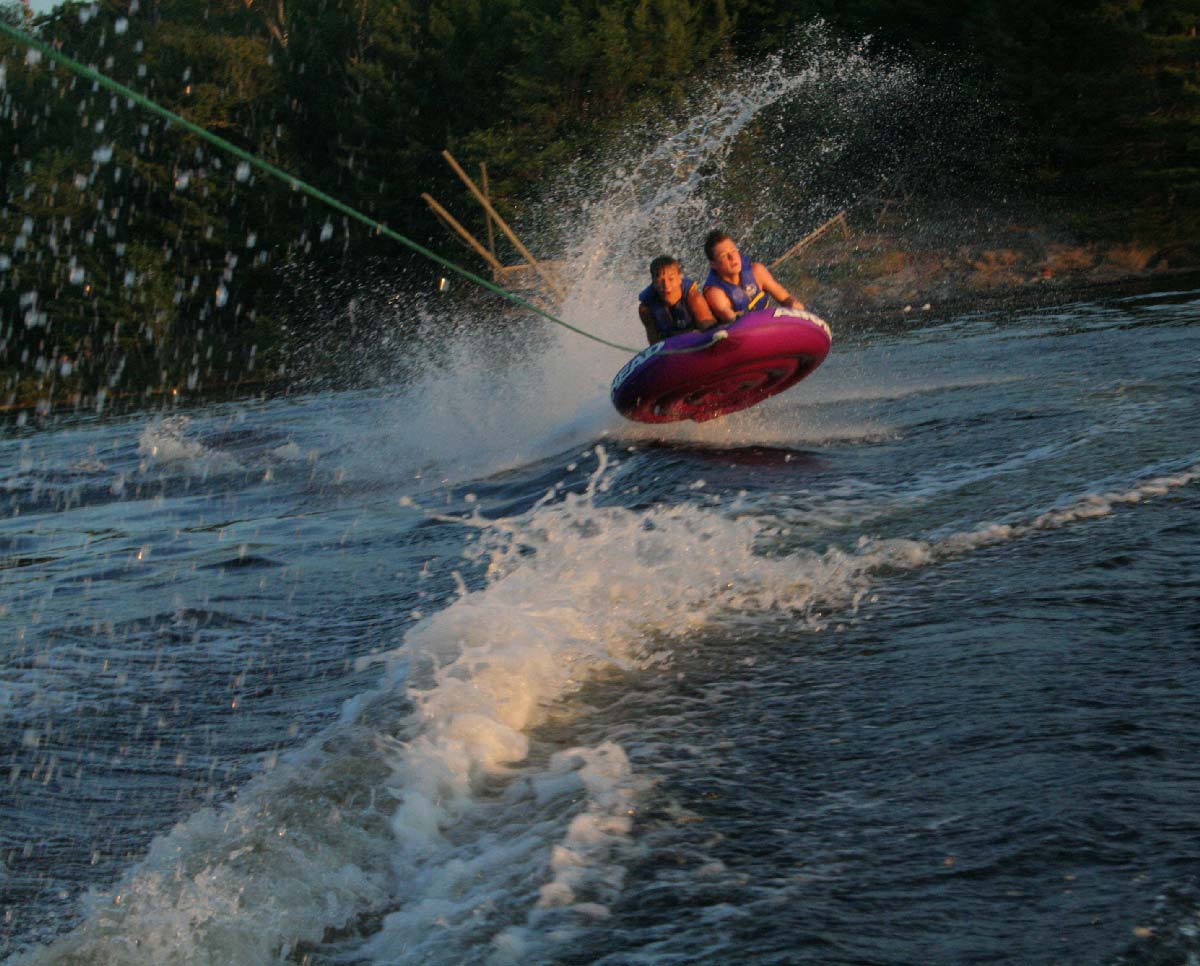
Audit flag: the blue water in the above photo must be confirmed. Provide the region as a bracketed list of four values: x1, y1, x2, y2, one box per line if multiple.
[4, 25, 1200, 962]
[3, 283, 1198, 965]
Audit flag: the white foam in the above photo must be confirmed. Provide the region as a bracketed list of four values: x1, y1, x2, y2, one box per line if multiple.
[348, 447, 873, 962]
[15, 450, 1196, 964]
[11, 736, 395, 966]
[137, 415, 241, 475]
[935, 464, 1200, 555]
[376, 445, 1200, 962]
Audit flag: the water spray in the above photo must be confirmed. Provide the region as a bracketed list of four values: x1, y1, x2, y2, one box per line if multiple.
[0, 19, 640, 354]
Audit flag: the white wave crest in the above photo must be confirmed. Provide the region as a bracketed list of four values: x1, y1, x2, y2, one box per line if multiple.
[13, 451, 1195, 965]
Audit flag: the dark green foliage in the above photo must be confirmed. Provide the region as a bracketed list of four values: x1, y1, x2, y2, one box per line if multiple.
[0, 0, 1194, 406]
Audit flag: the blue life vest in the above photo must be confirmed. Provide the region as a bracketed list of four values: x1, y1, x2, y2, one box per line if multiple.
[638, 276, 702, 339]
[703, 257, 772, 316]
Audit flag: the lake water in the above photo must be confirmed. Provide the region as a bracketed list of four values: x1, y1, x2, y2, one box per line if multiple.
[3, 283, 1198, 965]
[4, 20, 1200, 962]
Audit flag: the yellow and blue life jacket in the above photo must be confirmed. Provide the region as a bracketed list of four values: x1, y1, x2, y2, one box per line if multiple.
[703, 258, 771, 316]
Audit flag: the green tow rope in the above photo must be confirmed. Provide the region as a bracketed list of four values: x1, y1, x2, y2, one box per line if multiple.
[0, 19, 639, 354]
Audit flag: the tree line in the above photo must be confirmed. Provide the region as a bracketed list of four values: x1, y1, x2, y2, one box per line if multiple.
[2, 0, 1196, 408]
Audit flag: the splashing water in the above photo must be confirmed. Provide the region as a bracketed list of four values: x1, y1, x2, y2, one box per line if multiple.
[15, 428, 1197, 964]
[8, 25, 1197, 966]
[342, 27, 934, 485]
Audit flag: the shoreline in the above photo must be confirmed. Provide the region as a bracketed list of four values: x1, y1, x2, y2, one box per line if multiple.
[825, 266, 1200, 328]
[5, 259, 1197, 422]
[781, 229, 1200, 323]
[777, 222, 1200, 316]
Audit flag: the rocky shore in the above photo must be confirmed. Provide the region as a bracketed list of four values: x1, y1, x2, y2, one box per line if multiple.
[782, 228, 1200, 322]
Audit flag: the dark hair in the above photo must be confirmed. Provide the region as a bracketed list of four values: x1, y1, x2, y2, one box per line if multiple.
[649, 255, 679, 278]
[704, 230, 733, 262]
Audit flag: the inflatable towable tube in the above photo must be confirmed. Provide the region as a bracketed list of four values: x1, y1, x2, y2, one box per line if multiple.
[610, 306, 832, 423]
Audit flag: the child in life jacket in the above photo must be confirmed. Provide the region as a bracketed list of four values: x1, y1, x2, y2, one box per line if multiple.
[637, 255, 716, 345]
[702, 230, 802, 323]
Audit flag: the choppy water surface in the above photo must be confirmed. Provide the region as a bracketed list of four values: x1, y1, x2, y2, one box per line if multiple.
[2, 284, 1198, 965]
[4, 20, 1200, 963]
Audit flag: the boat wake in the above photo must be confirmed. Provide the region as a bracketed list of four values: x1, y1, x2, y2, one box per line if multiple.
[16, 449, 1196, 965]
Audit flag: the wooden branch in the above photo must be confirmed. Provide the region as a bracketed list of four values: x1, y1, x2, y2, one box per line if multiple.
[769, 212, 851, 270]
[441, 150, 566, 300]
[480, 162, 497, 261]
[421, 193, 505, 273]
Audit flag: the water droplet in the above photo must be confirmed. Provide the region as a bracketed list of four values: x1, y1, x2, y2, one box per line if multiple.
[92, 144, 113, 164]
[236, 161, 251, 182]
[215, 284, 229, 308]
[115, 17, 129, 34]
[320, 220, 333, 242]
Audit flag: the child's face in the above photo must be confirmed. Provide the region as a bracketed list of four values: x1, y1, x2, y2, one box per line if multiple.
[652, 264, 684, 304]
[709, 239, 741, 278]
